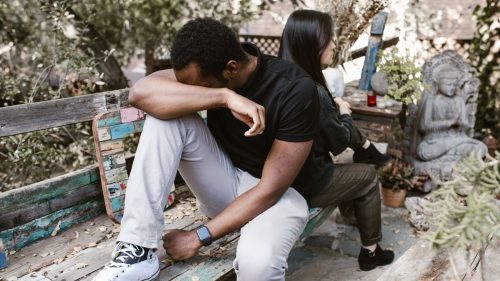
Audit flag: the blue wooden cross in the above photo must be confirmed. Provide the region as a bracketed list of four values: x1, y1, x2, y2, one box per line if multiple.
[359, 12, 388, 91]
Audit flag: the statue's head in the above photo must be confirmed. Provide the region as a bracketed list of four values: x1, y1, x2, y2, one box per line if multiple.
[434, 65, 461, 97]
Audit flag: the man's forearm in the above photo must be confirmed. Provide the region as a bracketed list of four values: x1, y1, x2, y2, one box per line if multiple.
[205, 183, 280, 239]
[205, 139, 312, 240]
[129, 71, 228, 119]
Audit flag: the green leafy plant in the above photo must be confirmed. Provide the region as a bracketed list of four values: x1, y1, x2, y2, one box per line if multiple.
[377, 157, 417, 192]
[378, 48, 422, 105]
[423, 152, 500, 280]
[424, 153, 500, 250]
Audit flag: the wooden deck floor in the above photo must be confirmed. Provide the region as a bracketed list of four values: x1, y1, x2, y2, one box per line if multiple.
[1, 186, 238, 281]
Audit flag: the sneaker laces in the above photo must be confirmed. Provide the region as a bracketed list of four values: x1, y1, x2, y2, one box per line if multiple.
[107, 242, 147, 268]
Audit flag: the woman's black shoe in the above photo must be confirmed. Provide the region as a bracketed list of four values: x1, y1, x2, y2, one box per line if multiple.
[358, 244, 394, 271]
[353, 143, 391, 165]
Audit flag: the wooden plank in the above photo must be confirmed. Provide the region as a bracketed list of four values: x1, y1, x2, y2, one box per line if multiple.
[120, 107, 144, 123]
[104, 166, 128, 184]
[15, 197, 202, 281]
[0, 181, 102, 231]
[110, 195, 125, 212]
[0, 89, 129, 137]
[1, 214, 115, 279]
[164, 233, 239, 281]
[97, 111, 121, 128]
[350, 37, 399, 61]
[96, 127, 111, 141]
[99, 140, 124, 151]
[103, 153, 126, 171]
[359, 12, 388, 91]
[0, 200, 104, 250]
[106, 181, 127, 198]
[0, 164, 99, 214]
[110, 122, 135, 139]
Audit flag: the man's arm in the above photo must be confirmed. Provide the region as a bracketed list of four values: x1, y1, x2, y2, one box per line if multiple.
[129, 69, 265, 136]
[163, 139, 312, 260]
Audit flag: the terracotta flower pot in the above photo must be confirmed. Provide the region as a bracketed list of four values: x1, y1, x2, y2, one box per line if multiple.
[381, 187, 407, 208]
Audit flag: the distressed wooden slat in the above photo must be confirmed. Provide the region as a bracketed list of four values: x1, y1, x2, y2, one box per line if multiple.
[350, 37, 399, 61]
[0, 181, 102, 231]
[97, 111, 121, 128]
[103, 153, 126, 171]
[96, 127, 111, 141]
[110, 122, 135, 139]
[120, 107, 144, 123]
[110, 195, 125, 212]
[0, 164, 99, 213]
[14, 196, 201, 281]
[101, 148, 125, 157]
[0, 89, 129, 137]
[106, 181, 127, 198]
[359, 12, 388, 91]
[165, 233, 240, 281]
[0, 200, 104, 250]
[99, 140, 125, 151]
[104, 166, 128, 183]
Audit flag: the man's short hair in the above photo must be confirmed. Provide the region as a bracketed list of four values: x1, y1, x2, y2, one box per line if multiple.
[170, 18, 246, 79]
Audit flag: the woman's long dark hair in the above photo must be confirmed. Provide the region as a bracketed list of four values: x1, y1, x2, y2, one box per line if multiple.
[278, 9, 333, 90]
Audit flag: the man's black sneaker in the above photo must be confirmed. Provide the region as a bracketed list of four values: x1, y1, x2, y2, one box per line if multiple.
[353, 143, 391, 165]
[358, 244, 394, 271]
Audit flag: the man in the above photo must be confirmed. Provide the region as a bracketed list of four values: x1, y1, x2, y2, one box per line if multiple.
[93, 18, 319, 281]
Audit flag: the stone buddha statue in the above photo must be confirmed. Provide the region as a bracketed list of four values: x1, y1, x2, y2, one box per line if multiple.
[408, 51, 487, 189]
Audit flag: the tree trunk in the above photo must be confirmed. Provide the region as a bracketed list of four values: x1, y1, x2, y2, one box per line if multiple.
[145, 42, 156, 76]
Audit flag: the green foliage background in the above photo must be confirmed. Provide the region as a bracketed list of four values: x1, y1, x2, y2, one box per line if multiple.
[468, 0, 499, 138]
[0, 0, 277, 191]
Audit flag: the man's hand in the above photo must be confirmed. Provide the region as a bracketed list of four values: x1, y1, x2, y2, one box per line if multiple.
[224, 89, 265, 137]
[334, 97, 352, 116]
[162, 229, 202, 260]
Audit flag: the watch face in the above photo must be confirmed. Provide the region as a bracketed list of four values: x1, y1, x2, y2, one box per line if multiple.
[196, 226, 212, 246]
[198, 226, 210, 239]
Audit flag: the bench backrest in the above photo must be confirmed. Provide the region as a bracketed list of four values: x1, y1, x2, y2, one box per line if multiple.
[92, 107, 175, 222]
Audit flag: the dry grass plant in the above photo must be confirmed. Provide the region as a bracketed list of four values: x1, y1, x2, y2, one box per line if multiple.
[316, 0, 389, 66]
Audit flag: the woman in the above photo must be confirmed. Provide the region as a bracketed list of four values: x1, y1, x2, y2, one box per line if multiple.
[279, 9, 394, 271]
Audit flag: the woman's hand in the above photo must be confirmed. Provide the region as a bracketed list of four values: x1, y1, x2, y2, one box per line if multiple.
[334, 97, 352, 116]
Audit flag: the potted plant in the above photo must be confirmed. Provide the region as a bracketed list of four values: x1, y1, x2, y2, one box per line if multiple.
[376, 48, 422, 129]
[378, 158, 417, 207]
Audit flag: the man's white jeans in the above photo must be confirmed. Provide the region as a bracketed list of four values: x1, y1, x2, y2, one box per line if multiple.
[117, 114, 309, 281]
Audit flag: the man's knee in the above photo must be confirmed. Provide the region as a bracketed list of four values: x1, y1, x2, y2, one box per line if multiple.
[234, 244, 287, 281]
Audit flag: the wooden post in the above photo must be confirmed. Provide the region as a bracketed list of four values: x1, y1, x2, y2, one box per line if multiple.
[359, 12, 388, 91]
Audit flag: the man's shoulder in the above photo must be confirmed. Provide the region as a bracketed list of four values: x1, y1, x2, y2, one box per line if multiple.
[263, 55, 312, 83]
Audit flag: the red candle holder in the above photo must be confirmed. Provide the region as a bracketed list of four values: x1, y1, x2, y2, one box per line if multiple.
[367, 91, 377, 107]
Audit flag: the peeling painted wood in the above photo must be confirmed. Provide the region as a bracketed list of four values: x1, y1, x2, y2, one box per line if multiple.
[0, 200, 104, 250]
[93, 108, 147, 223]
[120, 107, 144, 123]
[0, 182, 102, 231]
[0, 89, 129, 137]
[359, 12, 388, 91]
[0, 165, 99, 214]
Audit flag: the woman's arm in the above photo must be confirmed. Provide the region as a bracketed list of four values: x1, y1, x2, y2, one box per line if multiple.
[318, 92, 354, 155]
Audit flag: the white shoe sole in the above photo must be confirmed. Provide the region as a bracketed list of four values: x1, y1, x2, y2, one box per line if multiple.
[143, 268, 160, 281]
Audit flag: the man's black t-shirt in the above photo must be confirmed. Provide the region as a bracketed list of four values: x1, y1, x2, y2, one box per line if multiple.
[207, 43, 321, 199]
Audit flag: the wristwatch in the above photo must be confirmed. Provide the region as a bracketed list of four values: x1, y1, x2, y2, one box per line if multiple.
[195, 225, 213, 246]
